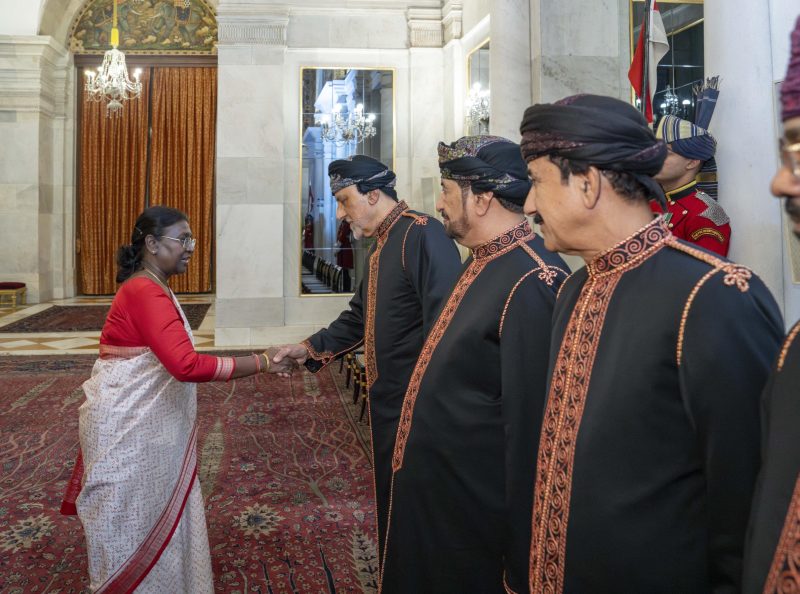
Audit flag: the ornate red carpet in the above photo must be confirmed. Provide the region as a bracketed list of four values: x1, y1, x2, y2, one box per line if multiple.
[0, 355, 378, 593]
[0, 303, 211, 333]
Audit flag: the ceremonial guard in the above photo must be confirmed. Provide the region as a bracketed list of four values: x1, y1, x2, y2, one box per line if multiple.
[653, 78, 731, 256]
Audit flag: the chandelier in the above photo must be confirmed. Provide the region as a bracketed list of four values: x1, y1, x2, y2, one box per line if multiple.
[314, 103, 377, 146]
[465, 82, 491, 134]
[84, 0, 142, 117]
[659, 85, 681, 116]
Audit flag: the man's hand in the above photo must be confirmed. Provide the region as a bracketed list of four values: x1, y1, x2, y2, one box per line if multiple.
[269, 344, 309, 377]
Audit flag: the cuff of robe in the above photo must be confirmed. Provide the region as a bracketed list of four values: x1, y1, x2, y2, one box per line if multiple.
[302, 339, 335, 373]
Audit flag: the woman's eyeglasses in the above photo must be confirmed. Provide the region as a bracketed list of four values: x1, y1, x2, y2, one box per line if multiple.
[161, 235, 196, 250]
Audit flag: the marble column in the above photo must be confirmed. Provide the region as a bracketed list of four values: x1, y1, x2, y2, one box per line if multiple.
[0, 36, 71, 303]
[704, 0, 786, 312]
[379, 72, 394, 167]
[408, 8, 447, 212]
[489, 0, 531, 139]
[215, 3, 290, 345]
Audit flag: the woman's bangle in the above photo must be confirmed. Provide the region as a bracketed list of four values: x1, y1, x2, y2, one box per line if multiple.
[252, 353, 262, 373]
[261, 353, 270, 372]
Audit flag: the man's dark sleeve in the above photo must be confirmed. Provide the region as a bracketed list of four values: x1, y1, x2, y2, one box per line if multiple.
[679, 272, 784, 593]
[499, 273, 559, 593]
[303, 275, 367, 373]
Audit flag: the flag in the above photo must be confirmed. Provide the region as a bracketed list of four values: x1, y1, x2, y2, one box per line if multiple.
[628, 0, 669, 122]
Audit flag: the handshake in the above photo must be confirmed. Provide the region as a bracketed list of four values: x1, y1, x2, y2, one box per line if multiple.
[262, 343, 311, 377]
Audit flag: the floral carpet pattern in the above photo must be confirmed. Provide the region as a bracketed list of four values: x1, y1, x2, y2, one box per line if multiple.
[0, 354, 378, 593]
[0, 303, 212, 333]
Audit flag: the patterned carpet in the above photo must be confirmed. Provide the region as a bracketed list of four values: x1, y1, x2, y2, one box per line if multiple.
[0, 355, 377, 593]
[0, 303, 212, 333]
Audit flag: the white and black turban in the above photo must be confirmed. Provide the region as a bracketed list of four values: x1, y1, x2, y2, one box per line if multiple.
[328, 155, 398, 201]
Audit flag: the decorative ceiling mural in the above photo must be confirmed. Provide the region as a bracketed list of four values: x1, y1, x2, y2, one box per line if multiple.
[69, 0, 217, 55]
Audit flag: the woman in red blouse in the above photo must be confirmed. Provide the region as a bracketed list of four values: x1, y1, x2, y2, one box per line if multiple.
[62, 206, 288, 592]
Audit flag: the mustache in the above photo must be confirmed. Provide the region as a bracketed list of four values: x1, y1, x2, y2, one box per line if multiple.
[532, 214, 544, 225]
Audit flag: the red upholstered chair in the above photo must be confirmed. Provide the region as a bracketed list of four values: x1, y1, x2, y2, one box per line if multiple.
[0, 282, 26, 308]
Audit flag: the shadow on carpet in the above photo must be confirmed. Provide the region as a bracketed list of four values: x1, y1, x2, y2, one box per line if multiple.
[0, 303, 211, 333]
[0, 355, 378, 593]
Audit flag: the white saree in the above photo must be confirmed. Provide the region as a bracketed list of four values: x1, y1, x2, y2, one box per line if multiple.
[63, 298, 213, 593]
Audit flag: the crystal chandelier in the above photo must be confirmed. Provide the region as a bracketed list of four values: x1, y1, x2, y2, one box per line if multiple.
[465, 82, 491, 134]
[659, 85, 681, 116]
[84, 0, 142, 117]
[314, 103, 377, 146]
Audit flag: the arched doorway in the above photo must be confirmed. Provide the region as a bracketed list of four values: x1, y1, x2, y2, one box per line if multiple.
[43, 0, 220, 295]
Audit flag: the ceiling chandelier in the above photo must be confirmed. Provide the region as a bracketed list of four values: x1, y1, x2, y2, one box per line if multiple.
[315, 103, 377, 146]
[84, 0, 142, 117]
[465, 82, 491, 134]
[659, 85, 681, 116]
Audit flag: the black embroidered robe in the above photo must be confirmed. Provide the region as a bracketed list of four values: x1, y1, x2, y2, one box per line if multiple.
[302, 200, 462, 565]
[380, 220, 569, 594]
[743, 320, 800, 594]
[529, 218, 784, 594]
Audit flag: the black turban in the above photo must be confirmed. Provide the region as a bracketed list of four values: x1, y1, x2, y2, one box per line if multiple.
[438, 135, 532, 206]
[328, 155, 397, 201]
[519, 94, 668, 206]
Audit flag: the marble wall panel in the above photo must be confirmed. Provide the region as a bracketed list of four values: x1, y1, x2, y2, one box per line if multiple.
[284, 295, 351, 328]
[537, 0, 619, 57]
[217, 65, 284, 159]
[216, 296, 285, 327]
[216, 203, 284, 299]
[535, 55, 625, 103]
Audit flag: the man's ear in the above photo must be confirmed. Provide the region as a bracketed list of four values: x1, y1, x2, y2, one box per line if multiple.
[686, 158, 702, 172]
[366, 189, 381, 205]
[576, 166, 602, 210]
[473, 191, 495, 216]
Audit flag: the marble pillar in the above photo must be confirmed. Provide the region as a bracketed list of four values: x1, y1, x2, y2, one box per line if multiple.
[0, 36, 71, 303]
[704, 0, 787, 314]
[214, 4, 290, 345]
[489, 0, 531, 140]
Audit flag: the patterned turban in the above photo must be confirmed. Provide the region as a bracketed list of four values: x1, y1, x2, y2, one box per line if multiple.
[328, 155, 398, 201]
[519, 94, 667, 206]
[782, 16, 800, 121]
[437, 135, 532, 206]
[655, 115, 717, 162]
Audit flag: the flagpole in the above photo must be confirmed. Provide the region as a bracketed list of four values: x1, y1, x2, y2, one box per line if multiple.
[641, 0, 651, 117]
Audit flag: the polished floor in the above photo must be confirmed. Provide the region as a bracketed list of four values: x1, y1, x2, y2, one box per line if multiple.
[0, 295, 216, 356]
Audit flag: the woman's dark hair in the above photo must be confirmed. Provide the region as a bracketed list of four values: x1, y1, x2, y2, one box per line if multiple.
[116, 206, 189, 283]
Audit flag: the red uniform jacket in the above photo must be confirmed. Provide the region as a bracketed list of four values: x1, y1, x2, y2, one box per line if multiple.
[650, 181, 731, 257]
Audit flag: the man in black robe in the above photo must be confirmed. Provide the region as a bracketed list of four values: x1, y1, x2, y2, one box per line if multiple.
[743, 16, 800, 594]
[272, 155, 462, 565]
[519, 95, 784, 593]
[380, 136, 569, 594]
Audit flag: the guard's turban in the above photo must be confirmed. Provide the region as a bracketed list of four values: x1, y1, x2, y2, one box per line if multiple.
[438, 135, 532, 206]
[655, 115, 717, 162]
[328, 155, 397, 201]
[782, 16, 800, 122]
[520, 94, 667, 206]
